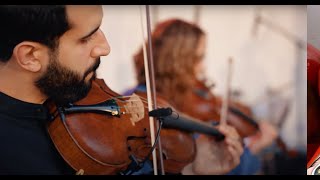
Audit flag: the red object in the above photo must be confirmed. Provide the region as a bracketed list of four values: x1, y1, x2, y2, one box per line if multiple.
[307, 43, 320, 95]
[307, 43, 320, 167]
[307, 59, 320, 93]
[308, 43, 320, 62]
[308, 144, 320, 168]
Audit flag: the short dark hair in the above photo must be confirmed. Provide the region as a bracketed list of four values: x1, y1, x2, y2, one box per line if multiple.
[0, 5, 70, 62]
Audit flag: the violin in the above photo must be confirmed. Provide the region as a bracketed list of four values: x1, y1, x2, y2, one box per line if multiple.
[44, 78, 224, 175]
[189, 78, 297, 157]
[183, 78, 259, 138]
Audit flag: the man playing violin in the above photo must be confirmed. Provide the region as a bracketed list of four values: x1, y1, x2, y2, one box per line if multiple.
[0, 5, 243, 175]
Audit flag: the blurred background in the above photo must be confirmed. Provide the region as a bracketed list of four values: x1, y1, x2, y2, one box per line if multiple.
[97, 5, 307, 174]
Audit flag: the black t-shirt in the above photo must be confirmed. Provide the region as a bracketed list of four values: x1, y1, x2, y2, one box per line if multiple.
[0, 91, 75, 175]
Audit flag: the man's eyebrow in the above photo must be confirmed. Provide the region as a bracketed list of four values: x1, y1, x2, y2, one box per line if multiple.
[80, 25, 100, 39]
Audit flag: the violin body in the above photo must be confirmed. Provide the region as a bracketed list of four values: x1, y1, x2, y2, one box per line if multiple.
[45, 78, 196, 175]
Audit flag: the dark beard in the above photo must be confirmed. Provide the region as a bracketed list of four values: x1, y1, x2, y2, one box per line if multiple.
[35, 54, 100, 106]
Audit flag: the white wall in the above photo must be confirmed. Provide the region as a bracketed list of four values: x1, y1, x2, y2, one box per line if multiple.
[98, 5, 307, 151]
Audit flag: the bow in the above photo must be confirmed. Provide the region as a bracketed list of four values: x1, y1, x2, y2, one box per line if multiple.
[139, 5, 165, 175]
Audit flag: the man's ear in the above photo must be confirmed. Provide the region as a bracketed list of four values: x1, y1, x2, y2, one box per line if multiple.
[12, 41, 49, 72]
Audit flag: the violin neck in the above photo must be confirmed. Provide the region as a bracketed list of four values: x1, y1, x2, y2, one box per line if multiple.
[228, 106, 259, 130]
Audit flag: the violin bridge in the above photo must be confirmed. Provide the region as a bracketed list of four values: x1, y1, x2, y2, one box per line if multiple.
[123, 93, 145, 126]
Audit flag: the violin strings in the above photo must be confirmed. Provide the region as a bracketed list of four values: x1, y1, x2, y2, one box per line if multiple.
[119, 103, 165, 110]
[113, 95, 161, 107]
[121, 111, 146, 114]
[113, 95, 166, 109]
[103, 94, 173, 117]
[118, 105, 164, 113]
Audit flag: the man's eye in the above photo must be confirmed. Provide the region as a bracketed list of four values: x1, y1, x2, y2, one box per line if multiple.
[81, 36, 93, 44]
